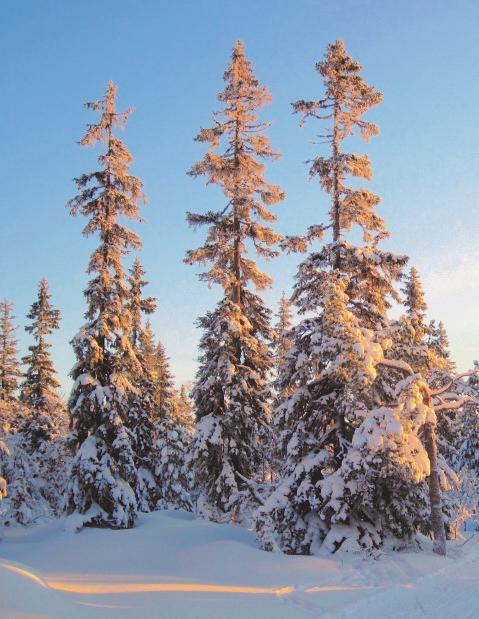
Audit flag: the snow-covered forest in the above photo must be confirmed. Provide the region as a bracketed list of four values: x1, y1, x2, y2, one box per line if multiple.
[1, 33, 479, 619]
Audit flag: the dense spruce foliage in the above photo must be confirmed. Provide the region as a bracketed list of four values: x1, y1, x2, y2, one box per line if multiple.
[185, 41, 284, 522]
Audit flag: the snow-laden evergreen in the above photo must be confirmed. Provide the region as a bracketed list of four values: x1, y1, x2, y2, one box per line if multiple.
[151, 339, 192, 512]
[125, 261, 159, 512]
[456, 369, 479, 482]
[174, 384, 196, 436]
[20, 279, 65, 451]
[65, 82, 145, 529]
[186, 41, 283, 522]
[0, 301, 22, 430]
[256, 276, 422, 553]
[189, 292, 275, 521]
[155, 414, 192, 512]
[0, 433, 51, 526]
[256, 40, 436, 554]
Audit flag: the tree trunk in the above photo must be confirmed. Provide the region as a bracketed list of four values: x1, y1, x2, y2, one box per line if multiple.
[332, 101, 341, 270]
[423, 420, 446, 556]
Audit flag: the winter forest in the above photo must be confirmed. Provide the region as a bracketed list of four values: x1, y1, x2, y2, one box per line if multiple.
[2, 5, 479, 618]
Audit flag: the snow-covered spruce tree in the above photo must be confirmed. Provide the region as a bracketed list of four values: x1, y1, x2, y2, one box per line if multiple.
[390, 267, 460, 537]
[320, 372, 432, 553]
[126, 260, 159, 511]
[151, 341, 192, 511]
[455, 369, 479, 480]
[256, 41, 426, 554]
[274, 292, 294, 377]
[266, 292, 295, 478]
[65, 81, 146, 529]
[154, 409, 192, 512]
[0, 432, 52, 526]
[427, 321, 455, 387]
[152, 341, 177, 417]
[288, 40, 406, 333]
[174, 384, 196, 436]
[0, 300, 23, 432]
[186, 41, 284, 522]
[0, 437, 8, 536]
[20, 279, 64, 452]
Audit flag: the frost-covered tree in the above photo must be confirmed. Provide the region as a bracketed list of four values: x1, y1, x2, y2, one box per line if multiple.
[152, 342, 177, 417]
[185, 41, 284, 522]
[0, 301, 21, 407]
[154, 414, 192, 511]
[274, 291, 294, 372]
[0, 437, 8, 532]
[389, 268, 459, 533]
[20, 279, 63, 451]
[126, 261, 158, 511]
[286, 39, 401, 453]
[174, 384, 196, 435]
[456, 369, 479, 478]
[256, 41, 429, 554]
[127, 259, 156, 351]
[288, 40, 406, 332]
[256, 275, 394, 553]
[65, 81, 145, 529]
[320, 375, 431, 553]
[427, 320, 455, 388]
[150, 341, 192, 511]
[0, 434, 52, 526]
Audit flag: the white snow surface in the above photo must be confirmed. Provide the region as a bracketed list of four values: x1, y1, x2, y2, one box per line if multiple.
[1, 510, 478, 619]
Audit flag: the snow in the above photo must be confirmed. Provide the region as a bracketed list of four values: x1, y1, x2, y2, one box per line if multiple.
[1, 510, 479, 619]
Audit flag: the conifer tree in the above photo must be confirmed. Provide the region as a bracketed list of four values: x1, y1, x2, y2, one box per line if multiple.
[154, 411, 192, 512]
[185, 41, 284, 522]
[427, 320, 455, 388]
[20, 279, 63, 451]
[0, 438, 9, 529]
[256, 41, 427, 553]
[151, 341, 192, 511]
[174, 384, 196, 435]
[126, 261, 158, 511]
[0, 301, 21, 406]
[285, 39, 399, 457]
[0, 433, 51, 526]
[274, 292, 294, 371]
[455, 368, 479, 479]
[65, 81, 145, 529]
[288, 40, 406, 331]
[152, 342, 177, 417]
[391, 268, 459, 535]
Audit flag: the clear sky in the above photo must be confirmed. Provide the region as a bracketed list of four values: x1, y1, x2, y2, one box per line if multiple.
[1, 0, 478, 395]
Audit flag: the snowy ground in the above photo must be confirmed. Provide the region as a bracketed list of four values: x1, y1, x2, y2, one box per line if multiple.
[1, 510, 478, 619]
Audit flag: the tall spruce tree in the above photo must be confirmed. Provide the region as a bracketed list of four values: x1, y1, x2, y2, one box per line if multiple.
[274, 292, 294, 371]
[186, 41, 284, 522]
[65, 81, 145, 529]
[174, 384, 196, 435]
[150, 340, 192, 511]
[20, 279, 63, 450]
[256, 41, 431, 554]
[0, 301, 21, 406]
[126, 260, 158, 511]
[152, 342, 177, 417]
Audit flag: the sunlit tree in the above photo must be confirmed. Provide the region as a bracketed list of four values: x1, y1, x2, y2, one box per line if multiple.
[186, 41, 284, 521]
[126, 260, 158, 511]
[0, 301, 21, 405]
[65, 81, 145, 529]
[20, 279, 63, 450]
[256, 41, 431, 554]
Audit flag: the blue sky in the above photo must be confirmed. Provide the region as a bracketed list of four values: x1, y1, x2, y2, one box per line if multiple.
[1, 0, 478, 393]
